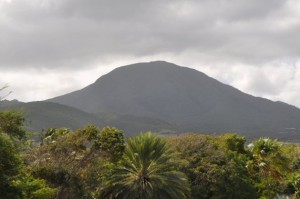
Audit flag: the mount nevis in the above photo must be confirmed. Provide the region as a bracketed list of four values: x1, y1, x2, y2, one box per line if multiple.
[46, 61, 300, 141]
[2, 61, 300, 141]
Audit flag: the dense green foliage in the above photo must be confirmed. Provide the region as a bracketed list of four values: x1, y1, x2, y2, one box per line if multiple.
[167, 133, 257, 199]
[0, 110, 56, 199]
[3, 109, 300, 198]
[27, 126, 125, 199]
[0, 111, 26, 140]
[100, 132, 190, 199]
[247, 138, 289, 199]
[0, 133, 22, 198]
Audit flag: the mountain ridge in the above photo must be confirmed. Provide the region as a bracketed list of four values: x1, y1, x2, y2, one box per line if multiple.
[0, 101, 102, 132]
[48, 61, 300, 140]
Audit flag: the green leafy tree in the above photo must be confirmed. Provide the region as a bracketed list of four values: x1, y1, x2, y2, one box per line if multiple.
[0, 133, 22, 199]
[220, 133, 246, 153]
[100, 132, 190, 199]
[0, 109, 27, 199]
[96, 126, 125, 162]
[27, 126, 125, 199]
[0, 111, 26, 140]
[0, 110, 55, 199]
[247, 138, 289, 199]
[167, 133, 256, 199]
[11, 173, 57, 199]
[277, 143, 300, 197]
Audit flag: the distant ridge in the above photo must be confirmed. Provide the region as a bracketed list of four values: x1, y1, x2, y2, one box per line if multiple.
[0, 101, 102, 132]
[47, 61, 300, 141]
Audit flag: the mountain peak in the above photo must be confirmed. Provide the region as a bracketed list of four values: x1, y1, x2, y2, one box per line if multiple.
[94, 61, 208, 85]
[49, 61, 300, 140]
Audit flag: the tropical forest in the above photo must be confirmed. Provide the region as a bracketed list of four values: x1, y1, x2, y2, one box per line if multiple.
[2, 108, 300, 199]
[1, 0, 300, 198]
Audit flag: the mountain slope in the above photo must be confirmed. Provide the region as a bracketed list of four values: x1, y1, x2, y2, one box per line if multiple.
[49, 61, 300, 140]
[0, 101, 102, 132]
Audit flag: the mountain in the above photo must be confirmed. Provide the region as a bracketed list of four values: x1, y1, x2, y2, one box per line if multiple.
[97, 113, 177, 136]
[46, 61, 300, 141]
[0, 100, 175, 137]
[0, 101, 102, 132]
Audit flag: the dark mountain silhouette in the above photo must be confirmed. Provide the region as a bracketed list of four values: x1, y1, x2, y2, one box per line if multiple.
[48, 61, 300, 141]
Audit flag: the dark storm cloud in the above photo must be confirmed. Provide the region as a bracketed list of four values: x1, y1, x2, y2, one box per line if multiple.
[1, 0, 299, 69]
[1, 0, 300, 105]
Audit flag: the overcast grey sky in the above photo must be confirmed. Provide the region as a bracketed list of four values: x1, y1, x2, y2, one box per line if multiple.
[1, 0, 300, 107]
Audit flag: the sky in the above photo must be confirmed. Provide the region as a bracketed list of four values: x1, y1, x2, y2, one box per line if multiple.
[1, 0, 300, 107]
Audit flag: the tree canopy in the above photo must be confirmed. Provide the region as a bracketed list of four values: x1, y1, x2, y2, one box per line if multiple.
[2, 108, 300, 199]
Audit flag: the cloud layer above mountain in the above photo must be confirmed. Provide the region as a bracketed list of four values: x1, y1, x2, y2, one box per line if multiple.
[1, 0, 300, 106]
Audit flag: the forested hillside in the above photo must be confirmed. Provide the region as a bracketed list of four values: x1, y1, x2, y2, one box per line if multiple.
[1, 110, 300, 199]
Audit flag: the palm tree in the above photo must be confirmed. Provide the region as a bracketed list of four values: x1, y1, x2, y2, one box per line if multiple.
[247, 138, 289, 199]
[100, 132, 190, 199]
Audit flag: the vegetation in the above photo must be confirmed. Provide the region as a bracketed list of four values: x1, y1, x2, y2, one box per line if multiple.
[247, 138, 289, 199]
[100, 132, 190, 199]
[3, 108, 300, 198]
[0, 132, 22, 198]
[0, 110, 56, 199]
[167, 133, 257, 199]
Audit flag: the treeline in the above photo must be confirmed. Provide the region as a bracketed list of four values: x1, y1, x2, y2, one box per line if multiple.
[2, 111, 300, 199]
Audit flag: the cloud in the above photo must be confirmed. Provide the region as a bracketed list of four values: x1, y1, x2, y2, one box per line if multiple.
[0, 0, 300, 106]
[1, 0, 299, 68]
